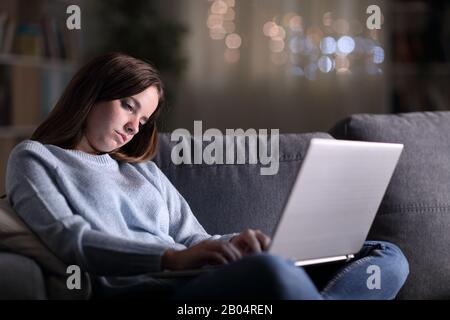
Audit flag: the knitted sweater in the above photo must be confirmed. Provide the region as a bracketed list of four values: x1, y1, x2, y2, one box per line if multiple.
[6, 140, 236, 284]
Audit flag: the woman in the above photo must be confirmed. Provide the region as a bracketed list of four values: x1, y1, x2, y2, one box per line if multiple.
[6, 52, 409, 300]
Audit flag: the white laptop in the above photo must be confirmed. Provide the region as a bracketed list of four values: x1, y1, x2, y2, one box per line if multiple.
[149, 138, 403, 278]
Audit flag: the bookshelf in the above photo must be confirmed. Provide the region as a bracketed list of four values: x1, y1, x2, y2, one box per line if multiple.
[0, 0, 83, 194]
[389, 0, 450, 113]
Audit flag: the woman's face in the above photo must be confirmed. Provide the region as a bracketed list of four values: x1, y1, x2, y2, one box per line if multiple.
[76, 86, 159, 154]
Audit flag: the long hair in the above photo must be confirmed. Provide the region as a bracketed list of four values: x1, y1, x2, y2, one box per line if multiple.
[31, 52, 165, 163]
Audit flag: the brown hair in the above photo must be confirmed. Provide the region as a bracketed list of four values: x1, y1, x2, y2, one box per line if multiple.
[31, 52, 164, 163]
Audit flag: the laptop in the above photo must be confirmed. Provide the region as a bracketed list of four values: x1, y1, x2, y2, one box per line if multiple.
[149, 138, 404, 278]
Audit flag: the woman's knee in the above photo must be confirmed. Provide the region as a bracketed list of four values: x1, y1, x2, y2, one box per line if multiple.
[238, 253, 314, 298]
[364, 241, 410, 290]
[241, 253, 290, 273]
[239, 254, 293, 291]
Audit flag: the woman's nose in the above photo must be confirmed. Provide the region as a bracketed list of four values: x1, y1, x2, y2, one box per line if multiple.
[125, 118, 140, 135]
[124, 126, 134, 135]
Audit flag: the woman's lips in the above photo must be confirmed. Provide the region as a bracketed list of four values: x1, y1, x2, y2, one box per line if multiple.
[115, 131, 126, 143]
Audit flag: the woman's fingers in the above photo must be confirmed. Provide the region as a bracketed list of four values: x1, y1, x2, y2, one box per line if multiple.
[227, 242, 243, 260]
[204, 251, 229, 265]
[180, 231, 272, 270]
[196, 240, 243, 266]
[243, 230, 262, 253]
[250, 237, 262, 253]
[255, 230, 271, 251]
[235, 229, 272, 253]
[189, 231, 271, 269]
[213, 241, 241, 262]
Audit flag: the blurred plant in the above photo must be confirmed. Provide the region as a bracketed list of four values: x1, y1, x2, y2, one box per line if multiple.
[93, 0, 188, 77]
[91, 0, 188, 130]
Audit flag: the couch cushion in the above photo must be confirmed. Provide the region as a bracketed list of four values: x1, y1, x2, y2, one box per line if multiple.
[154, 132, 333, 236]
[0, 252, 46, 299]
[330, 111, 450, 299]
[0, 196, 91, 299]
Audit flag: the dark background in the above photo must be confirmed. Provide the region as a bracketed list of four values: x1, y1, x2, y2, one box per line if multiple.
[0, 0, 449, 193]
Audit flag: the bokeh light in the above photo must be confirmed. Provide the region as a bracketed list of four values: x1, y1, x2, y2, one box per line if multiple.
[211, 0, 228, 15]
[289, 66, 305, 77]
[207, 0, 240, 55]
[269, 39, 285, 53]
[371, 46, 385, 64]
[207, 14, 223, 29]
[318, 56, 334, 73]
[258, 10, 383, 78]
[289, 15, 303, 32]
[306, 26, 323, 46]
[335, 54, 350, 71]
[320, 37, 337, 55]
[209, 26, 226, 40]
[337, 36, 355, 54]
[225, 33, 242, 49]
[224, 0, 235, 8]
[289, 36, 304, 54]
[263, 21, 277, 37]
[223, 8, 235, 21]
[322, 12, 333, 27]
[282, 12, 297, 27]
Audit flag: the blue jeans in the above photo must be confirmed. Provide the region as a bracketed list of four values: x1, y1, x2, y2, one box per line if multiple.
[171, 241, 409, 300]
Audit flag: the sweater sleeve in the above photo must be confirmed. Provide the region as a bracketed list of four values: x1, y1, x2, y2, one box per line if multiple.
[149, 162, 240, 247]
[6, 146, 181, 276]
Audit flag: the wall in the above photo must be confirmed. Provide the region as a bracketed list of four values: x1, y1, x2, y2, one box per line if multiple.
[160, 0, 389, 133]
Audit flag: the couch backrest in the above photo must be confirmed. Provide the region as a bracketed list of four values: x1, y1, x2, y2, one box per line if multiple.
[330, 111, 450, 300]
[153, 132, 332, 236]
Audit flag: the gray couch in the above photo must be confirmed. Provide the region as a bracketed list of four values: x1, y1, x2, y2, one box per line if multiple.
[1, 111, 450, 299]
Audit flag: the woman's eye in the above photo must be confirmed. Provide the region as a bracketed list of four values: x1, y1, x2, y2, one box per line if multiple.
[122, 101, 134, 111]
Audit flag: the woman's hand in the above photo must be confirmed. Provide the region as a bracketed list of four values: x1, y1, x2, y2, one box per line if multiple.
[230, 229, 271, 256]
[162, 239, 242, 271]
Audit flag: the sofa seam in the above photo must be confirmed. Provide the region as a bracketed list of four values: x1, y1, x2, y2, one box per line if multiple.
[156, 157, 304, 170]
[378, 205, 450, 215]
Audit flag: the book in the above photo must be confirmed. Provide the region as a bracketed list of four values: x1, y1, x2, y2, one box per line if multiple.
[14, 23, 44, 56]
[0, 11, 8, 51]
[11, 65, 42, 126]
[2, 16, 16, 54]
